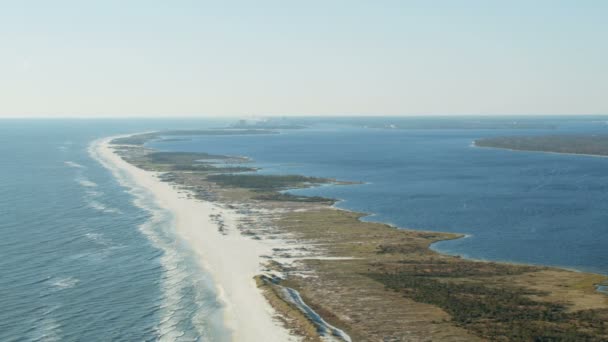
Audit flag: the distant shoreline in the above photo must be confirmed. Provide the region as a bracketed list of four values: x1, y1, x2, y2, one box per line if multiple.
[473, 135, 608, 159]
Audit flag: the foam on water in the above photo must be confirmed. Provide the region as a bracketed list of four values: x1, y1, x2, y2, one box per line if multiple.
[50, 277, 79, 290]
[128, 179, 225, 341]
[1, 121, 234, 341]
[64, 161, 85, 169]
[32, 317, 61, 342]
[89, 139, 230, 341]
[84, 232, 112, 246]
[86, 199, 122, 214]
[76, 178, 98, 187]
[74, 169, 121, 214]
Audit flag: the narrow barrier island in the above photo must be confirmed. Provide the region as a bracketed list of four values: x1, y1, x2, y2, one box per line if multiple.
[112, 130, 608, 341]
[475, 135, 608, 156]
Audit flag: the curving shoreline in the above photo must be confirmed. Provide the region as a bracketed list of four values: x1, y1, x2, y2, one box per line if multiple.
[98, 131, 608, 341]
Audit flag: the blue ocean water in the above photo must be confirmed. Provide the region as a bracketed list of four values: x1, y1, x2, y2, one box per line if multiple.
[151, 117, 608, 275]
[0, 120, 232, 341]
[3, 117, 608, 340]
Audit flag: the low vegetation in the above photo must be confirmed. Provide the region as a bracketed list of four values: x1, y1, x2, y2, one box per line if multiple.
[368, 271, 608, 341]
[475, 135, 608, 156]
[206, 174, 330, 191]
[146, 151, 231, 164]
[274, 208, 608, 341]
[252, 192, 335, 204]
[111, 133, 158, 145]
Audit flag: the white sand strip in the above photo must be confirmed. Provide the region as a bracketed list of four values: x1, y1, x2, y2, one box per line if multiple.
[94, 136, 295, 342]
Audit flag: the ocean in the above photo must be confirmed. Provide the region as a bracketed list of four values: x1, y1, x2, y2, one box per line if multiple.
[0, 119, 231, 341]
[2, 116, 608, 340]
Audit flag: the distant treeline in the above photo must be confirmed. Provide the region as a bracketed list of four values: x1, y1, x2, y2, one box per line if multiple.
[206, 174, 329, 191]
[368, 120, 556, 130]
[475, 135, 608, 156]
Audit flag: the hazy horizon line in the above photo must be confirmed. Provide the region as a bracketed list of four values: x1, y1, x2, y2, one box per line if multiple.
[1, 113, 608, 119]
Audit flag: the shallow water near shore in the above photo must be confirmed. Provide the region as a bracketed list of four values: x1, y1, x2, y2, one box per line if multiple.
[0, 120, 231, 341]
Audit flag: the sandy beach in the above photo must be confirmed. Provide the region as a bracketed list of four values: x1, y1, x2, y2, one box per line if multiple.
[93, 136, 294, 342]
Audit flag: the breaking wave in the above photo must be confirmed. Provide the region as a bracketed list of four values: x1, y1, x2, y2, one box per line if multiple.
[89, 139, 230, 341]
[64, 161, 85, 169]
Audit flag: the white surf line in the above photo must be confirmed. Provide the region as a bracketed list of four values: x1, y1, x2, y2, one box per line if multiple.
[76, 178, 98, 188]
[64, 161, 85, 168]
[92, 136, 297, 342]
[91, 139, 205, 340]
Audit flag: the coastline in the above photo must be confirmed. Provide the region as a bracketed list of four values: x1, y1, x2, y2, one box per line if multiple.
[92, 136, 296, 342]
[472, 140, 608, 159]
[95, 131, 608, 341]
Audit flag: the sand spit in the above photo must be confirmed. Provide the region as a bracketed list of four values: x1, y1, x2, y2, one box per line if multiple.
[93, 137, 297, 342]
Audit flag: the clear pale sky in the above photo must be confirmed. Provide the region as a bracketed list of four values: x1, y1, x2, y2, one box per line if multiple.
[1, 0, 607, 117]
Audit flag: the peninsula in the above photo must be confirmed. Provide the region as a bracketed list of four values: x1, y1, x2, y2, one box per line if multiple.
[475, 135, 608, 157]
[102, 130, 608, 341]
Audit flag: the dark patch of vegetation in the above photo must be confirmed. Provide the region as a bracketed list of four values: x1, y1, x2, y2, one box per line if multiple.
[168, 164, 218, 171]
[147, 152, 231, 164]
[127, 150, 254, 173]
[158, 172, 177, 182]
[253, 192, 335, 203]
[367, 271, 608, 341]
[206, 174, 330, 191]
[111, 133, 158, 145]
[380, 259, 535, 277]
[170, 164, 254, 173]
[476, 135, 608, 156]
[376, 244, 424, 255]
